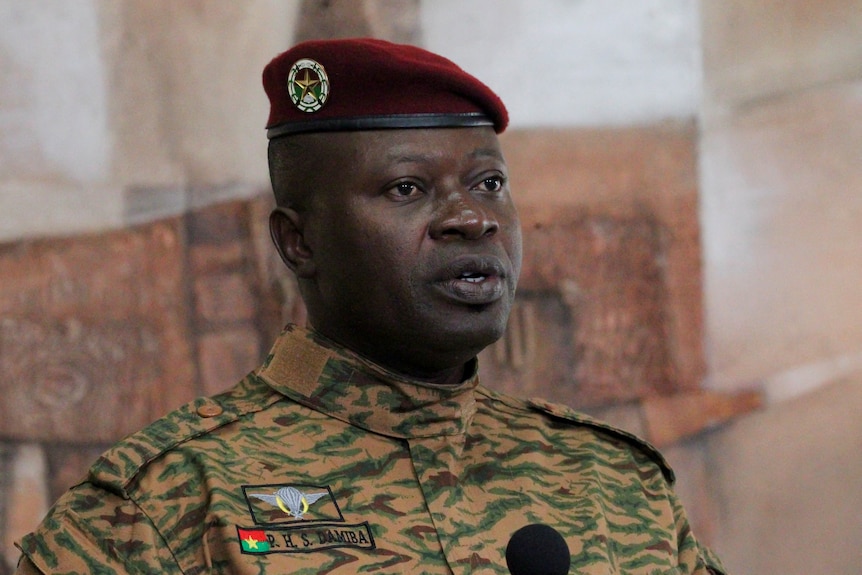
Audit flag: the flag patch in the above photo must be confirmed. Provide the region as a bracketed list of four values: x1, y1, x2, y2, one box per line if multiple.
[237, 528, 271, 553]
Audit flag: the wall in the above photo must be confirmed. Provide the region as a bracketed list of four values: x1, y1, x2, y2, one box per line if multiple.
[0, 0, 297, 241]
[699, 1, 862, 572]
[1, 1, 861, 574]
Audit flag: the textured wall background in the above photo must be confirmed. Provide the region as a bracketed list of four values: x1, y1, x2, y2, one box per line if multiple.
[1, 1, 861, 574]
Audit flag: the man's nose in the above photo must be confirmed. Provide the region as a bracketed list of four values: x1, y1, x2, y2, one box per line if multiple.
[428, 189, 499, 241]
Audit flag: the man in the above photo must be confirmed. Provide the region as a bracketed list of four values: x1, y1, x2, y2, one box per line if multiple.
[16, 38, 726, 574]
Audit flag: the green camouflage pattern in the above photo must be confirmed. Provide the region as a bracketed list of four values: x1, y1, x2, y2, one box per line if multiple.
[17, 324, 726, 574]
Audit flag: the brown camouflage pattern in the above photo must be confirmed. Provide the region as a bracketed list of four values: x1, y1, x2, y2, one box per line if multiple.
[16, 324, 726, 574]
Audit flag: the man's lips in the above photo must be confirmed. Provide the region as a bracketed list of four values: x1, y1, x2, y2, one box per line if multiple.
[433, 255, 508, 305]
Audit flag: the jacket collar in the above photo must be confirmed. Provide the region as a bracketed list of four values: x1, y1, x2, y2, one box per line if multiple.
[257, 324, 478, 439]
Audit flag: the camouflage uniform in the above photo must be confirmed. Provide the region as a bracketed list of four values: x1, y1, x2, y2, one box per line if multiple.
[17, 324, 726, 574]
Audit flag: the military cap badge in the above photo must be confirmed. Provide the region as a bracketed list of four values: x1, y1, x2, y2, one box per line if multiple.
[287, 58, 329, 113]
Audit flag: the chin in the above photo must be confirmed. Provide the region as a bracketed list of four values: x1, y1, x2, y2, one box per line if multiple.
[440, 309, 511, 354]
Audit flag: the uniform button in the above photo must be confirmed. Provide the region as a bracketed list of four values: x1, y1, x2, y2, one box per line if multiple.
[197, 403, 223, 418]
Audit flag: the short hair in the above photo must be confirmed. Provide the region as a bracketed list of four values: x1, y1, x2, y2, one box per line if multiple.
[268, 136, 311, 209]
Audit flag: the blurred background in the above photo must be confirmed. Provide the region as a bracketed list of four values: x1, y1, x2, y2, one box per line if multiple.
[1, 1, 860, 574]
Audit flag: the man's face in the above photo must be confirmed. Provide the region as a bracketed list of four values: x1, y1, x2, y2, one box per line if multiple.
[279, 126, 522, 381]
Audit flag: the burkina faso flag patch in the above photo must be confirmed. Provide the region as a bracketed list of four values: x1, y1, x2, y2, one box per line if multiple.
[237, 528, 270, 553]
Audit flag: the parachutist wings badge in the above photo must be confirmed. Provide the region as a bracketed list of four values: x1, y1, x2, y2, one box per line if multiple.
[250, 486, 329, 519]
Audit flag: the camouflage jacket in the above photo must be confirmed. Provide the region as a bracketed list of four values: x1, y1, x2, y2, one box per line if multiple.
[17, 324, 726, 574]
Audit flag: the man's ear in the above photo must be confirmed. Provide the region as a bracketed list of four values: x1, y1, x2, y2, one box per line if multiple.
[270, 207, 315, 278]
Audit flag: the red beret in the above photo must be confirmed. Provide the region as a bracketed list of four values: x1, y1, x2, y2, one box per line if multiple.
[263, 38, 508, 138]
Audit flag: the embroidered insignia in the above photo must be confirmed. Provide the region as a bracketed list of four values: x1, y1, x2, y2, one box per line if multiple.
[287, 58, 329, 113]
[243, 483, 342, 526]
[235, 522, 376, 555]
[250, 486, 329, 519]
[238, 484, 376, 555]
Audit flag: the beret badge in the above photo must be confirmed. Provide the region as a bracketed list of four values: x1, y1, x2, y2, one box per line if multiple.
[287, 58, 329, 113]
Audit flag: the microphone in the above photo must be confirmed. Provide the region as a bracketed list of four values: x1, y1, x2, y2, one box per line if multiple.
[505, 523, 571, 575]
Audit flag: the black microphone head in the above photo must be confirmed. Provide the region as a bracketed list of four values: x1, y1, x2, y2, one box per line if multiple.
[505, 523, 571, 575]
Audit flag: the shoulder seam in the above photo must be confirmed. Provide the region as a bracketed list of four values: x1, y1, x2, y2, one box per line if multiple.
[476, 387, 675, 484]
[528, 396, 676, 484]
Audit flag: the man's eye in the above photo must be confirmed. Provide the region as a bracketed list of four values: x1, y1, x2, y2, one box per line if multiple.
[396, 183, 417, 195]
[387, 182, 422, 200]
[476, 176, 505, 193]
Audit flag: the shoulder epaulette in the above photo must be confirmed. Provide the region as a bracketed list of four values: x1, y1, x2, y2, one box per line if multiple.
[525, 396, 675, 484]
[86, 374, 280, 496]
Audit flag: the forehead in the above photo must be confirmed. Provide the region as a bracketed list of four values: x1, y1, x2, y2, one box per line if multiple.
[367, 127, 504, 163]
[359, 125, 500, 147]
[317, 126, 505, 169]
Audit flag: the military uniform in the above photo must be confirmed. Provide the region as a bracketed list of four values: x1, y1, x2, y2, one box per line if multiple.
[17, 324, 725, 574]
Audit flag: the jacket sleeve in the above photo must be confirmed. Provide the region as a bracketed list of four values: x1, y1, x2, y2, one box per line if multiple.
[669, 488, 729, 575]
[15, 481, 179, 575]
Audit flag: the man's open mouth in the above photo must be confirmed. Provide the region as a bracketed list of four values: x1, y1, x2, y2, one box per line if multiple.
[458, 271, 488, 283]
[435, 256, 507, 305]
